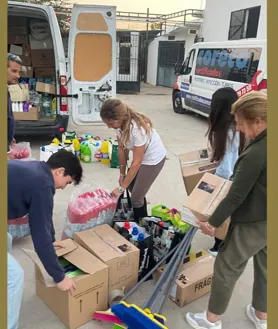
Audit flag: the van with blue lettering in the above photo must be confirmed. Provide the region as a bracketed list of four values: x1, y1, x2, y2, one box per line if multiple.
[172, 39, 267, 116]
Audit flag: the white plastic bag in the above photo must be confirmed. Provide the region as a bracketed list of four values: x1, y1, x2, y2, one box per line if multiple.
[10, 142, 32, 160]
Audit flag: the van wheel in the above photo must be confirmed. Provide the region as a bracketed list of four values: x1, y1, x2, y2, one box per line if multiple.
[173, 91, 187, 114]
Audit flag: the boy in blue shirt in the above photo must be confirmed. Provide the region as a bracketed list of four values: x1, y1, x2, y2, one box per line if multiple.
[8, 150, 83, 329]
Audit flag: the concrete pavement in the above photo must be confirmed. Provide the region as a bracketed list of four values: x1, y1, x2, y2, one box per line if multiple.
[14, 84, 254, 329]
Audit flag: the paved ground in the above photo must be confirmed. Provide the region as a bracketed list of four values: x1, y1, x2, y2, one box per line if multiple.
[14, 84, 254, 329]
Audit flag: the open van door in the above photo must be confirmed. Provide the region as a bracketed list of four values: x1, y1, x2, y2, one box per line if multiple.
[67, 4, 116, 125]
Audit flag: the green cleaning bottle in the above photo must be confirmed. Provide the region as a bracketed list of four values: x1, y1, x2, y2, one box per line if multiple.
[83, 145, 91, 163]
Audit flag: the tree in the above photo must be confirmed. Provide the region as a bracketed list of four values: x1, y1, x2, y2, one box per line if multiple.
[14, 0, 71, 34]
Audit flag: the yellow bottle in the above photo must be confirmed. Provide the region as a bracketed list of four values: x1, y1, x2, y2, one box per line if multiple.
[100, 139, 110, 164]
[73, 139, 81, 159]
[52, 98, 57, 119]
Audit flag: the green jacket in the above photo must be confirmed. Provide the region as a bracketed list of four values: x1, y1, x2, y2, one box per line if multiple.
[209, 129, 266, 228]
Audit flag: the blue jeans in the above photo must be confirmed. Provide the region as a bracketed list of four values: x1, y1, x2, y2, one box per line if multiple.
[8, 233, 24, 329]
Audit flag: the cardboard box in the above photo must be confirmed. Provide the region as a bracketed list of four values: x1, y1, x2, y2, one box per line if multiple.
[8, 35, 29, 44]
[31, 49, 55, 67]
[36, 82, 56, 95]
[8, 17, 28, 35]
[156, 251, 215, 307]
[184, 173, 232, 240]
[74, 224, 140, 293]
[23, 239, 109, 329]
[20, 66, 33, 78]
[21, 44, 32, 66]
[34, 67, 56, 79]
[10, 44, 23, 56]
[14, 107, 39, 121]
[8, 26, 29, 36]
[179, 149, 219, 196]
[9, 84, 29, 102]
[29, 34, 54, 50]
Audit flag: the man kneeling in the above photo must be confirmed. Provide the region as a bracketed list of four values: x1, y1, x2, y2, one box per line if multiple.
[8, 150, 83, 329]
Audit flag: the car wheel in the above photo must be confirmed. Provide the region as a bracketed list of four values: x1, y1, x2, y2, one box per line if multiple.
[173, 91, 187, 114]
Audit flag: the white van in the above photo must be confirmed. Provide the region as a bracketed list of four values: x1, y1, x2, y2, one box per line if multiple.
[172, 39, 267, 116]
[8, 2, 116, 138]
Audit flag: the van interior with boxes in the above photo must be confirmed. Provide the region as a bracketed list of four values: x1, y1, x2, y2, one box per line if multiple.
[7, 6, 66, 137]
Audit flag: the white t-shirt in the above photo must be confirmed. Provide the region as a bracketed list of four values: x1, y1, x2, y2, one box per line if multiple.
[117, 120, 166, 165]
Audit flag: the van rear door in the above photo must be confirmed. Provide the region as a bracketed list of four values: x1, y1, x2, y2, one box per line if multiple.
[67, 4, 116, 125]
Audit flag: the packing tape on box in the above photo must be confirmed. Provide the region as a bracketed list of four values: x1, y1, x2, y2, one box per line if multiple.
[108, 289, 125, 307]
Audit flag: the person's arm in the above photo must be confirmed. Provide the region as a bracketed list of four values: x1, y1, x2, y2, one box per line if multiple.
[208, 148, 265, 228]
[117, 137, 127, 176]
[121, 145, 145, 189]
[29, 188, 65, 283]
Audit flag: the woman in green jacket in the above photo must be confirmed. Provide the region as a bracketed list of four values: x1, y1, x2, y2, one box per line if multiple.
[186, 91, 267, 329]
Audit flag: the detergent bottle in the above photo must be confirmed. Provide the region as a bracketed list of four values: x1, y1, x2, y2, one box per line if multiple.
[73, 139, 81, 159]
[100, 139, 110, 164]
[83, 145, 91, 163]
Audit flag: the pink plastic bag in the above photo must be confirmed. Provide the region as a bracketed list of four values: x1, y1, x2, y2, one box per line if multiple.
[61, 185, 118, 240]
[10, 142, 31, 160]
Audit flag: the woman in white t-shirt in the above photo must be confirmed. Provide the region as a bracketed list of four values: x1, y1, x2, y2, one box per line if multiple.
[100, 98, 166, 222]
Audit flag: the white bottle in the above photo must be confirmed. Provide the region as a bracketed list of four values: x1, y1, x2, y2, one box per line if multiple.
[19, 102, 23, 112]
[12, 102, 16, 112]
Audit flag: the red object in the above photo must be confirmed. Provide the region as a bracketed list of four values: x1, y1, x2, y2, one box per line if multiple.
[10, 143, 31, 159]
[258, 79, 267, 91]
[60, 75, 68, 112]
[173, 76, 179, 89]
[124, 222, 131, 229]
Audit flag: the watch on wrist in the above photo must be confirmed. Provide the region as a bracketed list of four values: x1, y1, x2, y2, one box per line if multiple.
[119, 186, 125, 194]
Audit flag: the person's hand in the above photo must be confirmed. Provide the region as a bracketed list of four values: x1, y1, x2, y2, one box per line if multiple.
[111, 187, 123, 198]
[118, 174, 125, 186]
[53, 241, 65, 250]
[57, 276, 76, 296]
[197, 221, 215, 237]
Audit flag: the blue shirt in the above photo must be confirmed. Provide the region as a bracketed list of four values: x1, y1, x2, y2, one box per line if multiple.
[8, 160, 65, 283]
[215, 130, 239, 180]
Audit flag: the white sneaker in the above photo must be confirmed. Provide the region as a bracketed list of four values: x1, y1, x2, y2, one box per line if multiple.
[207, 249, 218, 257]
[246, 305, 267, 329]
[185, 311, 222, 329]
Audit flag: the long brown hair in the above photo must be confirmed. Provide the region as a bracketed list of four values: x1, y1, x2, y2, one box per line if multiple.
[206, 87, 239, 162]
[100, 98, 153, 147]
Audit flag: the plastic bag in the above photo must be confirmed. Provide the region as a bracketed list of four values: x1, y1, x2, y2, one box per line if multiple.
[10, 142, 31, 160]
[8, 215, 30, 239]
[61, 184, 118, 240]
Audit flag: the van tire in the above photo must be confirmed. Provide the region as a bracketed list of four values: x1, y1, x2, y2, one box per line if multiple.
[173, 91, 187, 114]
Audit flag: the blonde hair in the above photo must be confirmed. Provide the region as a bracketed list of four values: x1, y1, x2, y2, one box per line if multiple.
[231, 91, 267, 123]
[100, 98, 153, 147]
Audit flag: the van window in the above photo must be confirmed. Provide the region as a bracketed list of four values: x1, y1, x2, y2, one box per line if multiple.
[195, 47, 262, 83]
[183, 49, 195, 75]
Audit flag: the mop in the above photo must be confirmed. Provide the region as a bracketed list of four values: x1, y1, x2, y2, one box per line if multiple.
[110, 226, 198, 329]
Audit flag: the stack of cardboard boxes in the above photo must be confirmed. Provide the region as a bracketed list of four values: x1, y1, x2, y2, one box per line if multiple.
[8, 16, 56, 121]
[25, 224, 140, 329]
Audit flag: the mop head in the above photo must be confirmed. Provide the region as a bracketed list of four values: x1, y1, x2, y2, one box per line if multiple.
[92, 309, 123, 324]
[111, 301, 168, 329]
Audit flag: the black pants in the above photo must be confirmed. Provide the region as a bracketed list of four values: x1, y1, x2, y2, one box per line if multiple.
[212, 237, 223, 251]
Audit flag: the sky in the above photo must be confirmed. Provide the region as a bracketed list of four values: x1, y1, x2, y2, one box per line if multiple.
[69, 0, 206, 29]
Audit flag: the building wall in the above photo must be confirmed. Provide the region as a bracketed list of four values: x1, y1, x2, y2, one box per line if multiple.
[200, 0, 266, 41]
[147, 38, 159, 86]
[146, 31, 196, 86]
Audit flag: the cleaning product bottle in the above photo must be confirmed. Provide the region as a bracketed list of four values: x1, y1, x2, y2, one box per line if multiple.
[83, 145, 91, 163]
[131, 227, 139, 243]
[73, 139, 81, 159]
[100, 139, 110, 164]
[52, 98, 57, 119]
[80, 141, 85, 161]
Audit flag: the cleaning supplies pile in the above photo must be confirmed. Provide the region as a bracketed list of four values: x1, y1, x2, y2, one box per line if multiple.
[61, 187, 118, 239]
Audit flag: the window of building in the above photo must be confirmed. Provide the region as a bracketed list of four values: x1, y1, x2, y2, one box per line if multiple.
[228, 6, 261, 40]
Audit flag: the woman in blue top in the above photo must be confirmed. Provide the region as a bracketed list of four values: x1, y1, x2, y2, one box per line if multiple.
[206, 87, 244, 256]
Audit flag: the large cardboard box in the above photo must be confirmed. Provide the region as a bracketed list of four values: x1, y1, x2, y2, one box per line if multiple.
[156, 251, 215, 307]
[74, 224, 140, 293]
[36, 82, 56, 95]
[8, 35, 29, 44]
[35, 67, 56, 79]
[20, 66, 33, 78]
[31, 49, 55, 67]
[14, 107, 39, 121]
[24, 239, 109, 329]
[179, 149, 219, 196]
[184, 173, 232, 240]
[9, 84, 29, 102]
